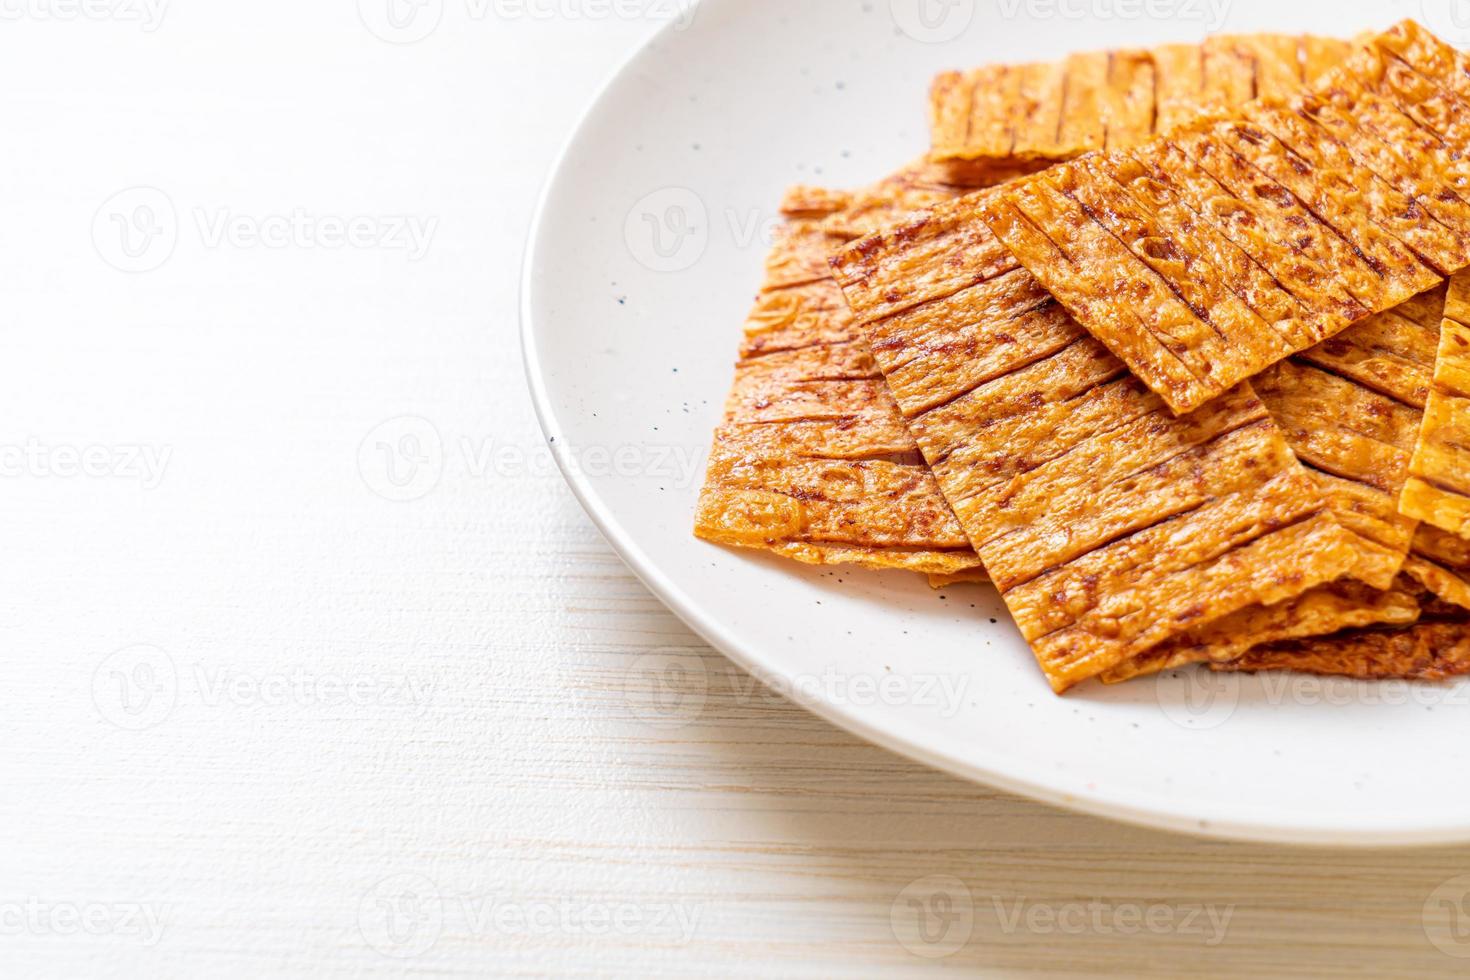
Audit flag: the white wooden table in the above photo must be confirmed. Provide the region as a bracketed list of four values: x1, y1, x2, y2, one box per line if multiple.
[5, 3, 1470, 976]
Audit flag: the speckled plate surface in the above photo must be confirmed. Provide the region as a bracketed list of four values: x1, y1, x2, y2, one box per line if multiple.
[522, 0, 1470, 846]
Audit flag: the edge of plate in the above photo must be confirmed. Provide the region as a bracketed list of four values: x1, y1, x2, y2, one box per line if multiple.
[517, 2, 1470, 850]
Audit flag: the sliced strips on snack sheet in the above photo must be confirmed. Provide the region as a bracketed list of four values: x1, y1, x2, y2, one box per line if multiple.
[1102, 581, 1422, 683]
[931, 34, 1349, 166]
[1218, 591, 1470, 680]
[1405, 524, 1470, 610]
[695, 163, 986, 579]
[978, 21, 1470, 415]
[1403, 270, 1470, 537]
[831, 194, 1360, 692]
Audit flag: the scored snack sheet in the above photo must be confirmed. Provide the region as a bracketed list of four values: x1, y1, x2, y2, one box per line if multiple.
[831, 193, 1364, 692]
[697, 19, 1470, 690]
[930, 34, 1350, 168]
[694, 163, 988, 580]
[1255, 284, 1446, 589]
[1099, 580, 1422, 684]
[1403, 270, 1470, 537]
[695, 31, 1362, 585]
[977, 20, 1470, 416]
[1406, 524, 1470, 612]
[1220, 588, 1470, 680]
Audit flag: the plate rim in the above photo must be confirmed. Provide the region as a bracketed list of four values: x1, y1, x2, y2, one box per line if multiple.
[519, 0, 1470, 849]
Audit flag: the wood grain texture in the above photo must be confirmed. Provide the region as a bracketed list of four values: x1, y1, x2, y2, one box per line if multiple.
[4, 7, 1470, 978]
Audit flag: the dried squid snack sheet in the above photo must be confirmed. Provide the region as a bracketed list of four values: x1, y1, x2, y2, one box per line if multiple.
[1219, 589, 1470, 681]
[1257, 285, 1446, 588]
[1110, 284, 1443, 685]
[694, 163, 987, 579]
[830, 194, 1360, 693]
[1406, 524, 1470, 611]
[930, 35, 1349, 166]
[978, 21, 1470, 416]
[1108, 291, 1442, 682]
[1101, 581, 1421, 683]
[1404, 270, 1470, 536]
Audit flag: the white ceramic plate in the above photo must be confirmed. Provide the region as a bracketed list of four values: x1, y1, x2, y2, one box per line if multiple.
[523, 0, 1470, 846]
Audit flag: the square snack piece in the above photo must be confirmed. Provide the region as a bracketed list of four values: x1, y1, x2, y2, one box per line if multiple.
[1406, 524, 1470, 611]
[695, 163, 988, 581]
[1403, 271, 1470, 537]
[978, 20, 1470, 415]
[1101, 580, 1421, 683]
[831, 194, 1362, 692]
[930, 34, 1349, 168]
[1257, 285, 1446, 589]
[1114, 281, 1448, 681]
[1220, 586, 1470, 680]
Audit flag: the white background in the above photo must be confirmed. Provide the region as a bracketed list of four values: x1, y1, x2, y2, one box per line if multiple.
[5, 0, 1470, 976]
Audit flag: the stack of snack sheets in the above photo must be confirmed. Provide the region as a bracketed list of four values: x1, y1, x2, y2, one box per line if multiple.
[695, 20, 1470, 693]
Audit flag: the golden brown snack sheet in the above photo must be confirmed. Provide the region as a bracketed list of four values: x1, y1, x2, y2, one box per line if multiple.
[831, 193, 1361, 693]
[1271, 284, 1444, 585]
[695, 163, 991, 580]
[1219, 586, 1470, 681]
[1102, 580, 1421, 683]
[1403, 270, 1470, 537]
[1124, 284, 1443, 680]
[1102, 297, 1439, 682]
[1406, 524, 1470, 611]
[931, 34, 1349, 166]
[978, 20, 1470, 416]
